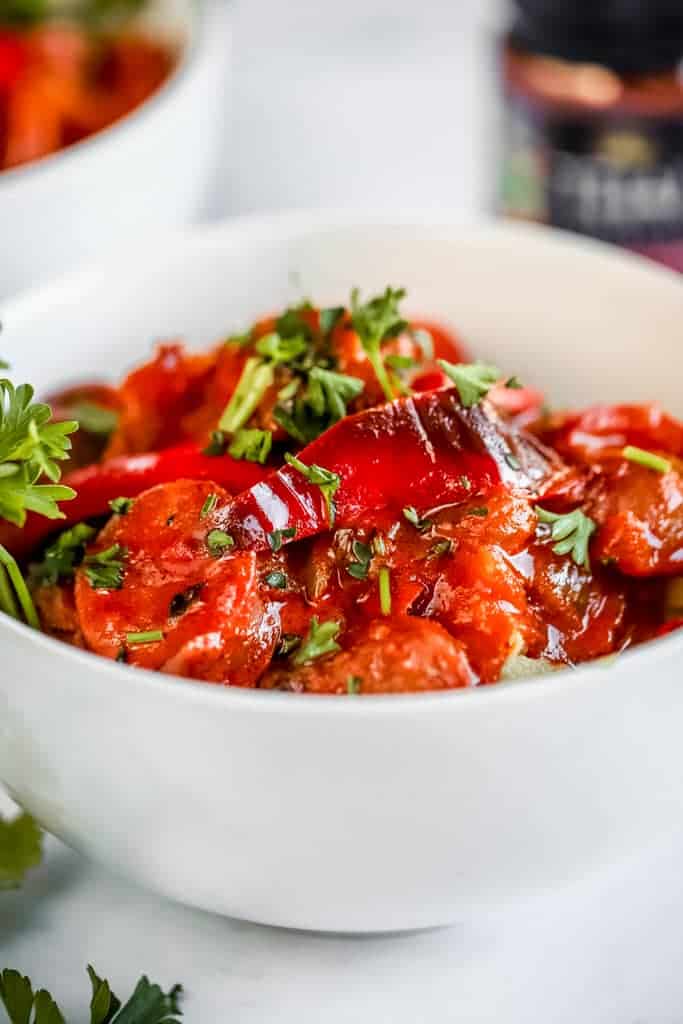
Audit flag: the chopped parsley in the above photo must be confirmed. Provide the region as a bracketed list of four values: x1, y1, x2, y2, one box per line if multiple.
[206, 529, 235, 556]
[622, 445, 672, 474]
[267, 526, 297, 552]
[459, 475, 472, 491]
[468, 506, 489, 518]
[536, 506, 596, 570]
[319, 306, 345, 337]
[347, 675, 362, 695]
[351, 286, 407, 402]
[378, 566, 392, 615]
[200, 493, 218, 519]
[347, 539, 372, 580]
[505, 452, 521, 471]
[277, 632, 301, 656]
[437, 360, 501, 408]
[402, 506, 433, 532]
[109, 496, 133, 516]
[292, 617, 342, 665]
[284, 453, 341, 526]
[83, 544, 127, 590]
[274, 367, 364, 444]
[264, 570, 288, 589]
[126, 630, 164, 645]
[218, 356, 275, 436]
[428, 538, 452, 558]
[29, 522, 96, 586]
[228, 428, 273, 465]
[203, 430, 228, 456]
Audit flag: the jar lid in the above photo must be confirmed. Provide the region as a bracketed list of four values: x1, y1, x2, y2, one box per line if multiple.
[510, 1, 683, 74]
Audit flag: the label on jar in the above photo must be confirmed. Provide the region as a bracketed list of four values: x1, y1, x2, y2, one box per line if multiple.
[501, 87, 683, 271]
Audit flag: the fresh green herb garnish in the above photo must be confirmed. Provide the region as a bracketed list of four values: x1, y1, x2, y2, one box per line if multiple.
[264, 570, 288, 590]
[505, 376, 522, 389]
[218, 357, 275, 436]
[347, 539, 372, 580]
[459, 475, 472, 491]
[292, 616, 342, 665]
[126, 630, 163, 645]
[0, 545, 40, 627]
[275, 303, 314, 341]
[206, 529, 235, 556]
[386, 354, 418, 372]
[0, 379, 77, 528]
[29, 522, 96, 586]
[284, 453, 341, 526]
[622, 445, 672, 474]
[228, 428, 273, 465]
[68, 400, 119, 438]
[437, 360, 501, 408]
[277, 633, 301, 657]
[0, 965, 183, 1024]
[200, 493, 218, 519]
[274, 367, 363, 445]
[203, 430, 228, 457]
[347, 675, 362, 695]
[351, 286, 407, 402]
[378, 566, 392, 615]
[536, 506, 596, 569]
[83, 544, 126, 590]
[0, 811, 43, 891]
[505, 452, 521, 471]
[402, 506, 433, 532]
[428, 538, 452, 558]
[319, 306, 345, 337]
[267, 526, 297, 552]
[109, 496, 133, 516]
[468, 506, 489, 518]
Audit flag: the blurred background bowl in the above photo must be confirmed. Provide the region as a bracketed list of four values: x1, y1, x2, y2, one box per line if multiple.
[0, 0, 230, 301]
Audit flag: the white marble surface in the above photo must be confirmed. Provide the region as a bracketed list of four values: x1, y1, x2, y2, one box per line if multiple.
[4, 1, 683, 1021]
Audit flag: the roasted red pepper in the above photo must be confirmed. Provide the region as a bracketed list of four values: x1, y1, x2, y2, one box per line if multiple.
[0, 32, 26, 91]
[0, 443, 268, 559]
[219, 388, 570, 551]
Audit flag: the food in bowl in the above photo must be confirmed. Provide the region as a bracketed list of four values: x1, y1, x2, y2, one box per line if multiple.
[0, 285, 681, 692]
[0, 0, 176, 171]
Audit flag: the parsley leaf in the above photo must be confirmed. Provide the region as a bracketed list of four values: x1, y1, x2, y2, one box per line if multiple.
[206, 529, 235, 556]
[228, 428, 273, 465]
[536, 506, 597, 569]
[351, 286, 407, 401]
[437, 360, 501, 408]
[218, 357, 275, 436]
[347, 538, 372, 580]
[29, 522, 96, 586]
[267, 527, 296, 552]
[402, 506, 433, 532]
[0, 966, 183, 1024]
[82, 545, 127, 590]
[319, 306, 345, 337]
[292, 617, 342, 665]
[0, 379, 77, 527]
[67, 401, 119, 438]
[284, 453, 341, 526]
[0, 811, 43, 890]
[274, 367, 364, 444]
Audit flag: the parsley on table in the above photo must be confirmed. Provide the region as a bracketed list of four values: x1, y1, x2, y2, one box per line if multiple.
[437, 360, 501, 408]
[351, 286, 407, 402]
[536, 506, 596, 570]
[292, 617, 342, 665]
[0, 811, 43, 891]
[284, 454, 341, 527]
[0, 965, 183, 1024]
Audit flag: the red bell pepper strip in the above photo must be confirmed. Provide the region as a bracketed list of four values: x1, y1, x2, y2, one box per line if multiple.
[219, 388, 570, 551]
[0, 33, 26, 91]
[0, 442, 268, 559]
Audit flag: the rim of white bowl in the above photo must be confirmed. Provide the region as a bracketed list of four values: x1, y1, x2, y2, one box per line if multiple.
[2, 209, 683, 712]
[0, 0, 223, 189]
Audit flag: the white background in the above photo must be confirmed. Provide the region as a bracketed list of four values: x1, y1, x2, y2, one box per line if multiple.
[5, 1, 683, 1021]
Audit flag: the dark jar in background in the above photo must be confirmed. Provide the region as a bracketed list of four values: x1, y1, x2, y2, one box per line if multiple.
[500, 0, 683, 271]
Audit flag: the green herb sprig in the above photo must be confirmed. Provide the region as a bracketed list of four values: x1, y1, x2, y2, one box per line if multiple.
[437, 360, 501, 408]
[351, 286, 407, 402]
[536, 506, 596, 569]
[284, 453, 341, 526]
[292, 617, 342, 665]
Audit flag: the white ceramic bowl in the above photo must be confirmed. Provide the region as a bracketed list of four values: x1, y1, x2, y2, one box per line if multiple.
[0, 0, 229, 300]
[1, 214, 683, 933]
